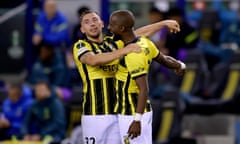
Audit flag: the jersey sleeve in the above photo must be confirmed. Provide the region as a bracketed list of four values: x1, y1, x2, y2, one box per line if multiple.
[148, 39, 160, 59]
[73, 40, 91, 61]
[125, 52, 147, 79]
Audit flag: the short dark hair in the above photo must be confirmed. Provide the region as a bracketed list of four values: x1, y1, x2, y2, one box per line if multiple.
[111, 10, 135, 28]
[167, 7, 184, 17]
[8, 81, 23, 90]
[35, 79, 51, 90]
[77, 6, 90, 17]
[38, 41, 54, 50]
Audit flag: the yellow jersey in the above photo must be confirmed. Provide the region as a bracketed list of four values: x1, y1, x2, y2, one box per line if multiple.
[73, 36, 123, 115]
[114, 37, 160, 115]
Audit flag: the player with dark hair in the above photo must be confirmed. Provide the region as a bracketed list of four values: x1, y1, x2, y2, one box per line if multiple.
[73, 6, 90, 42]
[108, 10, 185, 144]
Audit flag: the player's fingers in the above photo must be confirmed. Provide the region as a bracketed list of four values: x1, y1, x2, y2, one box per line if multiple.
[175, 25, 180, 31]
[136, 47, 141, 52]
[174, 25, 180, 32]
[128, 133, 134, 139]
[177, 26, 181, 31]
[130, 133, 137, 139]
[176, 23, 180, 28]
[170, 26, 179, 32]
[128, 131, 139, 139]
[127, 129, 133, 137]
[172, 23, 180, 32]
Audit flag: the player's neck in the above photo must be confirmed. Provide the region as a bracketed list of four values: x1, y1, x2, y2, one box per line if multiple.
[121, 31, 136, 45]
[86, 33, 103, 43]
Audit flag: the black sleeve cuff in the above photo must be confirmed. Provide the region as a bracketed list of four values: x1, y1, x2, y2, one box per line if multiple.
[132, 73, 147, 80]
[78, 50, 90, 60]
[153, 51, 160, 60]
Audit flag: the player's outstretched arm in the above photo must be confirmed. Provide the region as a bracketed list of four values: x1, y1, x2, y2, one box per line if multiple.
[80, 43, 141, 66]
[135, 20, 180, 37]
[155, 53, 186, 75]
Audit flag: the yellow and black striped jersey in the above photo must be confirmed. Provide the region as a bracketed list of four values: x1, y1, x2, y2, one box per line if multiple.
[114, 37, 160, 115]
[73, 36, 124, 115]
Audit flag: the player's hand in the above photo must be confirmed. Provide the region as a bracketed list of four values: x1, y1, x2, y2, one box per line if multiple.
[127, 121, 141, 139]
[31, 134, 41, 141]
[162, 20, 180, 33]
[32, 34, 42, 45]
[174, 68, 185, 76]
[23, 135, 31, 141]
[0, 117, 10, 128]
[174, 61, 186, 76]
[125, 43, 141, 54]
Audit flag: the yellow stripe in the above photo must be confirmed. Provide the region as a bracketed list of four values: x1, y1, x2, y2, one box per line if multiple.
[180, 70, 195, 93]
[82, 94, 86, 113]
[121, 82, 126, 114]
[79, 62, 90, 114]
[157, 109, 173, 141]
[122, 94, 126, 115]
[185, 31, 198, 44]
[128, 93, 135, 114]
[57, 23, 67, 32]
[114, 81, 119, 113]
[222, 70, 239, 100]
[67, 109, 77, 136]
[74, 110, 81, 122]
[81, 66, 87, 114]
[103, 78, 109, 114]
[90, 80, 96, 115]
[114, 99, 119, 113]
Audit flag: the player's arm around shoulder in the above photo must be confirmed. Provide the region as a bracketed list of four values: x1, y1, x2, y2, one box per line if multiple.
[73, 40, 105, 66]
[78, 42, 141, 66]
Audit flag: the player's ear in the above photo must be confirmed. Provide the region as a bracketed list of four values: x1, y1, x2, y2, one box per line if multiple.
[120, 25, 125, 32]
[80, 26, 85, 33]
[101, 20, 104, 29]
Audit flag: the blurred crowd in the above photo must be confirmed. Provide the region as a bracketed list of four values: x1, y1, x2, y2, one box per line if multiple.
[0, 0, 83, 143]
[148, 1, 240, 99]
[148, 2, 240, 143]
[1, 0, 240, 143]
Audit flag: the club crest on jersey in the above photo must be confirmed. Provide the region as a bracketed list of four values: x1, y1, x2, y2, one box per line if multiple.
[76, 43, 85, 49]
[109, 44, 114, 49]
[95, 49, 101, 53]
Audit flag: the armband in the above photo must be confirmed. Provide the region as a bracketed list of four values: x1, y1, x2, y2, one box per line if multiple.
[134, 113, 142, 122]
